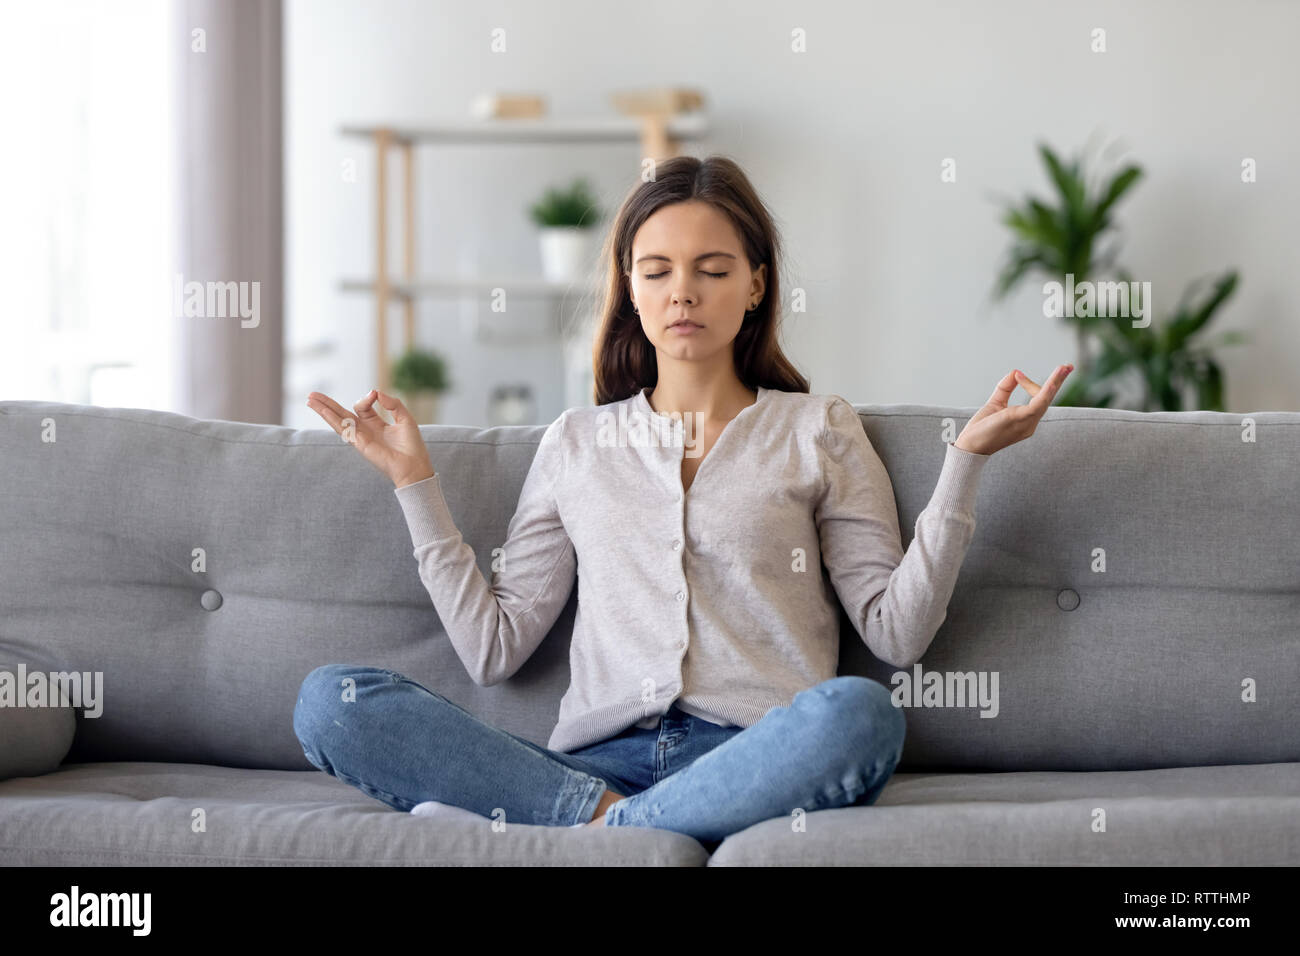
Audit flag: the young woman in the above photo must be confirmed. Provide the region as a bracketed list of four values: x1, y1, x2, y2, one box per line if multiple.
[295, 155, 1072, 844]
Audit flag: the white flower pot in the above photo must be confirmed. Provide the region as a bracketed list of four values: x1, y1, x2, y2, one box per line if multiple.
[538, 227, 593, 284]
[395, 390, 441, 425]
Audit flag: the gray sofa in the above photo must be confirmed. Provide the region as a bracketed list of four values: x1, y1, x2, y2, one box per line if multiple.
[1, 398, 1297, 866]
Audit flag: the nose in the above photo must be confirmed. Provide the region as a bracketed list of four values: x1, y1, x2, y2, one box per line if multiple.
[672, 291, 696, 306]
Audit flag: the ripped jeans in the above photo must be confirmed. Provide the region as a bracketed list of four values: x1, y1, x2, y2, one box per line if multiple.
[293, 666, 906, 843]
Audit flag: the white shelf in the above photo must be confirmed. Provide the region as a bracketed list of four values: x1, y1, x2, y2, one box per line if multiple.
[340, 111, 708, 145]
[338, 106, 709, 397]
[339, 277, 577, 299]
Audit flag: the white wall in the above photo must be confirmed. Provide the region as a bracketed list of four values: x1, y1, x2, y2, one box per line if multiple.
[284, 0, 1300, 427]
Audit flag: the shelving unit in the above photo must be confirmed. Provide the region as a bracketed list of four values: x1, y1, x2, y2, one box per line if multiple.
[338, 111, 710, 393]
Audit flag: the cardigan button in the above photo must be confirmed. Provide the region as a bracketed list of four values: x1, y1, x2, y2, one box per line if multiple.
[675, 590, 684, 602]
[671, 539, 681, 551]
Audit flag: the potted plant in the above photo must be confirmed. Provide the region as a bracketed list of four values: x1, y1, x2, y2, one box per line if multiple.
[992, 142, 1144, 380]
[390, 346, 451, 424]
[993, 141, 1246, 410]
[529, 176, 603, 283]
[1057, 268, 1245, 411]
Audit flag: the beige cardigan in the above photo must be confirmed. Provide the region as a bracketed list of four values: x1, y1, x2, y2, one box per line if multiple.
[394, 385, 988, 753]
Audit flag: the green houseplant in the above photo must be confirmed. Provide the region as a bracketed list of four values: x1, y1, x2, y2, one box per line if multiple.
[529, 176, 603, 283]
[993, 142, 1144, 378]
[390, 346, 450, 424]
[994, 141, 1245, 410]
[1057, 268, 1244, 411]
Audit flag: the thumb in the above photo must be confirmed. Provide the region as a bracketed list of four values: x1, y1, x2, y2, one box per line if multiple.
[374, 390, 412, 424]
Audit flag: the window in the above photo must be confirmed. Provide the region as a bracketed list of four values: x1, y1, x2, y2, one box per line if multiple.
[0, 0, 173, 409]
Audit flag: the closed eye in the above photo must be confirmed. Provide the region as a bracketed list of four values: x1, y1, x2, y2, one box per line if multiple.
[644, 271, 729, 280]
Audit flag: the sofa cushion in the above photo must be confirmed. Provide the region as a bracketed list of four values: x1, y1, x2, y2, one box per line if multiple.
[0, 761, 709, 866]
[707, 761, 1300, 865]
[0, 664, 77, 781]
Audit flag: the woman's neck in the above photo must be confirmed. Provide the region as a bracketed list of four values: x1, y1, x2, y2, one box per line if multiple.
[646, 376, 757, 422]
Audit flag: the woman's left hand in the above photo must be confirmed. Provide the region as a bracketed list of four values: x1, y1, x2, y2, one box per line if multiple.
[953, 364, 1074, 456]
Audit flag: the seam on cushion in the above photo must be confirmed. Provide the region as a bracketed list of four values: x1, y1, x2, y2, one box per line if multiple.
[0, 844, 707, 865]
[0, 407, 561, 449]
[4, 405, 1294, 454]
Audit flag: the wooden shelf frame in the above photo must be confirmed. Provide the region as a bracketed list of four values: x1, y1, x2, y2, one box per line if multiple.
[341, 111, 709, 391]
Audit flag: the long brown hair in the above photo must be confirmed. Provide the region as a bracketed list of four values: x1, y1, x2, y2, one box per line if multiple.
[590, 154, 810, 405]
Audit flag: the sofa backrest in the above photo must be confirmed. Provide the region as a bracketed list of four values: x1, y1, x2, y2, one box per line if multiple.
[1, 399, 1296, 773]
[845, 402, 1300, 770]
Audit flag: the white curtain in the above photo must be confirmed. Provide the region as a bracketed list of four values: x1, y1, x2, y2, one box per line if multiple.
[170, 0, 283, 424]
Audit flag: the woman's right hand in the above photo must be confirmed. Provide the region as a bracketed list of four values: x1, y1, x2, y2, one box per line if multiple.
[306, 389, 435, 488]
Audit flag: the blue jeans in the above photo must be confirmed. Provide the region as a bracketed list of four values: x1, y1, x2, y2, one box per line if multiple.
[292, 665, 905, 843]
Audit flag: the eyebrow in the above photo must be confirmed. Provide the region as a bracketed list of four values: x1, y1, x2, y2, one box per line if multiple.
[635, 252, 738, 265]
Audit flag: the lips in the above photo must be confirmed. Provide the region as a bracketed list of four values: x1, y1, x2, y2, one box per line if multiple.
[669, 320, 702, 329]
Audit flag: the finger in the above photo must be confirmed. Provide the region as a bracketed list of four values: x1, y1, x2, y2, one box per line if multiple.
[984, 370, 1019, 409]
[1025, 364, 1073, 416]
[306, 392, 359, 438]
[306, 396, 346, 435]
[307, 391, 355, 422]
[352, 388, 384, 422]
[373, 389, 413, 424]
[1014, 370, 1041, 398]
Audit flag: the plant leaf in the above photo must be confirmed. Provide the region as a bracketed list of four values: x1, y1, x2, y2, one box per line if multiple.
[1090, 165, 1143, 230]
[1168, 270, 1239, 350]
[1039, 144, 1086, 230]
[994, 248, 1050, 298]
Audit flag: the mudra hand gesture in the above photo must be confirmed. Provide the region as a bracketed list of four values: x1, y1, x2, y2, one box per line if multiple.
[306, 388, 436, 488]
[953, 365, 1074, 456]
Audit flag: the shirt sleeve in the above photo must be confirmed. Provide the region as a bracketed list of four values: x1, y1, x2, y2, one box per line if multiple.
[815, 397, 988, 668]
[391, 411, 577, 686]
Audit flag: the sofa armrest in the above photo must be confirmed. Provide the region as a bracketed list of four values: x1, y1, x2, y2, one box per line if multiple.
[0, 665, 77, 781]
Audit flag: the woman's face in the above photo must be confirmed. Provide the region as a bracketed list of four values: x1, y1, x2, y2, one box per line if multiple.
[627, 200, 766, 364]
